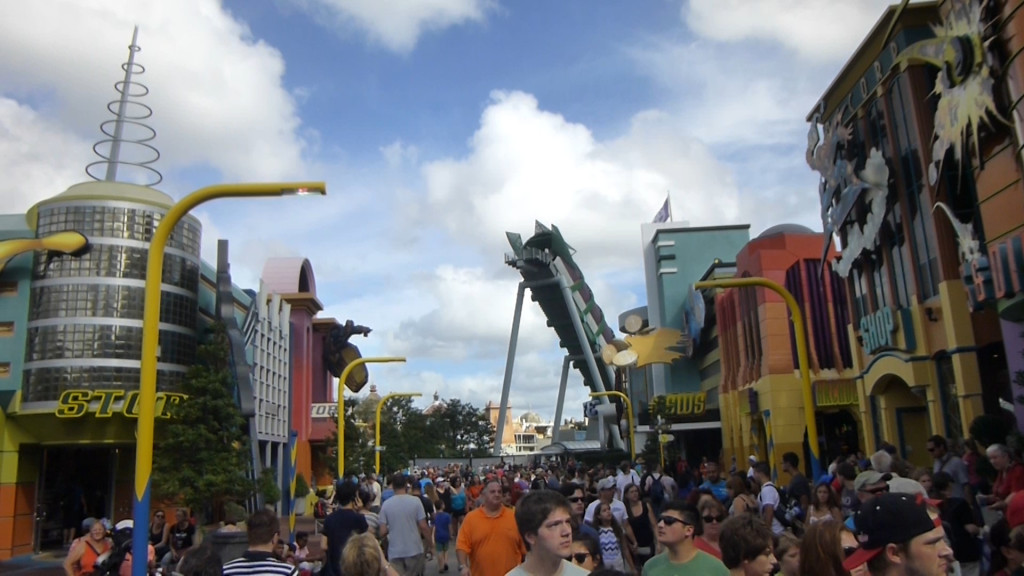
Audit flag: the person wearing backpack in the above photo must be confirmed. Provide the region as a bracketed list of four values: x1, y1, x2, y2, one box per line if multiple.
[643, 464, 674, 514]
[752, 463, 785, 535]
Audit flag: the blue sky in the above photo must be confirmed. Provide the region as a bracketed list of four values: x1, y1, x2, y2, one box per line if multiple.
[0, 0, 901, 420]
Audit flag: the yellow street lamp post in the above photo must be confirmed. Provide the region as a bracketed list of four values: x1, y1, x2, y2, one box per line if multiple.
[590, 391, 635, 463]
[694, 277, 821, 480]
[336, 357, 406, 478]
[376, 392, 422, 476]
[132, 182, 325, 576]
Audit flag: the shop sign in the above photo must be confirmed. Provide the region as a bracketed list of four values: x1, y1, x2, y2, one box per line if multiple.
[859, 306, 896, 354]
[814, 380, 858, 407]
[659, 392, 706, 417]
[55, 389, 187, 418]
[312, 403, 338, 418]
[964, 230, 1024, 310]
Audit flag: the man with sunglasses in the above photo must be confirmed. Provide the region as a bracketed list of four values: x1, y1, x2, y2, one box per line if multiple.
[507, 490, 589, 576]
[844, 471, 891, 531]
[642, 501, 728, 576]
[558, 483, 599, 541]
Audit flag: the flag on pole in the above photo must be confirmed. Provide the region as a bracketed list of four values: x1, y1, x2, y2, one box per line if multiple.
[652, 194, 672, 223]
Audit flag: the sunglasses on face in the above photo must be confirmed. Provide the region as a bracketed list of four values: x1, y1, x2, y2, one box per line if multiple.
[568, 497, 585, 503]
[658, 515, 690, 527]
[570, 553, 590, 564]
[702, 515, 725, 524]
[843, 546, 858, 558]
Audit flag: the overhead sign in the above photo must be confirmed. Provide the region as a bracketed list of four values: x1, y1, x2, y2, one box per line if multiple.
[659, 392, 706, 417]
[859, 306, 896, 354]
[964, 230, 1024, 310]
[814, 380, 858, 407]
[55, 389, 187, 418]
[312, 403, 338, 418]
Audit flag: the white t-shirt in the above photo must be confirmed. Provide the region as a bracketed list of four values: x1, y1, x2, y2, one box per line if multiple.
[506, 559, 589, 576]
[583, 498, 628, 526]
[758, 482, 785, 535]
[615, 470, 641, 500]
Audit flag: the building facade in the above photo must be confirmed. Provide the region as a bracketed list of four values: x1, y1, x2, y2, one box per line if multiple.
[0, 182, 331, 558]
[807, 0, 1012, 466]
[715, 225, 858, 477]
[629, 223, 750, 464]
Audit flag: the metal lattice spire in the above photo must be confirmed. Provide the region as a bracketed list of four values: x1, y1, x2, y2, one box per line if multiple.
[86, 26, 162, 186]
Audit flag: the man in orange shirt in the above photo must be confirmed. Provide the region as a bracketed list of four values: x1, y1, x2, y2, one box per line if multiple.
[456, 479, 524, 576]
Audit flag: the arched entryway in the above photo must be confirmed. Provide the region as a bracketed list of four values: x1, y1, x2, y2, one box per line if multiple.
[871, 375, 930, 468]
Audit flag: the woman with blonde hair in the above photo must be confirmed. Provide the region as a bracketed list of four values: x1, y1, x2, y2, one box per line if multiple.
[341, 533, 399, 576]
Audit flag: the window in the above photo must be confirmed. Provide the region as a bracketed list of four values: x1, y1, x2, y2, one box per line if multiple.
[0, 282, 16, 297]
[0, 363, 9, 379]
[0, 322, 13, 337]
[889, 73, 939, 300]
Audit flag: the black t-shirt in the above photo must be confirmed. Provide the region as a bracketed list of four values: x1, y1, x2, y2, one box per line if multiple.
[940, 497, 981, 562]
[788, 473, 811, 512]
[323, 508, 368, 576]
[170, 523, 194, 551]
[418, 495, 435, 521]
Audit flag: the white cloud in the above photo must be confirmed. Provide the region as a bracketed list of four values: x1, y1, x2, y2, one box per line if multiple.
[0, 98, 92, 212]
[380, 140, 420, 168]
[422, 90, 742, 272]
[684, 0, 897, 63]
[0, 0, 311, 214]
[289, 0, 493, 53]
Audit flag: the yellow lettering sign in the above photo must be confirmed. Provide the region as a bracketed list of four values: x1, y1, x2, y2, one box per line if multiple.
[654, 393, 707, 417]
[814, 381, 858, 407]
[55, 389, 188, 418]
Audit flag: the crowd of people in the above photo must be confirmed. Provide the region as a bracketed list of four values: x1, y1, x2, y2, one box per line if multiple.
[62, 431, 1024, 576]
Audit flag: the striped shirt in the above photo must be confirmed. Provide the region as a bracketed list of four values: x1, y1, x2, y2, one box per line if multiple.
[222, 551, 299, 576]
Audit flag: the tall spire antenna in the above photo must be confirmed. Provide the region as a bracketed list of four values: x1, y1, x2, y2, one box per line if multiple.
[86, 26, 162, 186]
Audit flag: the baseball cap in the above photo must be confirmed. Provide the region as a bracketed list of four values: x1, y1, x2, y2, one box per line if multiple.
[853, 470, 892, 492]
[748, 454, 757, 463]
[843, 493, 941, 571]
[598, 477, 616, 491]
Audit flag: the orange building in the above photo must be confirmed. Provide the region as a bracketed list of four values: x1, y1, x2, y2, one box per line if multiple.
[716, 225, 858, 477]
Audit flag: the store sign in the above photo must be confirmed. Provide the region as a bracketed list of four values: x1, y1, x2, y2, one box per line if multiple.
[660, 392, 706, 417]
[814, 380, 858, 407]
[964, 230, 1024, 310]
[312, 403, 338, 418]
[859, 306, 896, 354]
[55, 389, 187, 418]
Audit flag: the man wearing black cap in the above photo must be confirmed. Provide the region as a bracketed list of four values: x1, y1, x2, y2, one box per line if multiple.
[843, 492, 953, 576]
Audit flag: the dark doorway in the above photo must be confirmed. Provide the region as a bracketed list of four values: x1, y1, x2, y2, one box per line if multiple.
[815, 409, 861, 469]
[34, 446, 116, 552]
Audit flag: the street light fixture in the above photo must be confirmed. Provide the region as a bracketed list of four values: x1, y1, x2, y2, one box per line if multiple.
[336, 356, 406, 478]
[376, 392, 422, 475]
[694, 276, 821, 480]
[132, 181, 325, 576]
[590, 391, 636, 462]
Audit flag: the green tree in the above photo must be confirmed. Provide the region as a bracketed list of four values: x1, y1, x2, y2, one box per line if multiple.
[427, 399, 495, 458]
[325, 397, 374, 478]
[152, 323, 253, 522]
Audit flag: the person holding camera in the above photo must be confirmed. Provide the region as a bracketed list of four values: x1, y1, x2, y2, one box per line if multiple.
[64, 520, 111, 576]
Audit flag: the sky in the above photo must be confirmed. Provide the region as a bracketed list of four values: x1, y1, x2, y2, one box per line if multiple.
[0, 0, 904, 423]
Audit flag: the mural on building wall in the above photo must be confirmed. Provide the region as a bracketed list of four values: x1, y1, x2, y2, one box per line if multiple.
[895, 0, 1004, 185]
[0, 231, 89, 276]
[806, 111, 891, 278]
